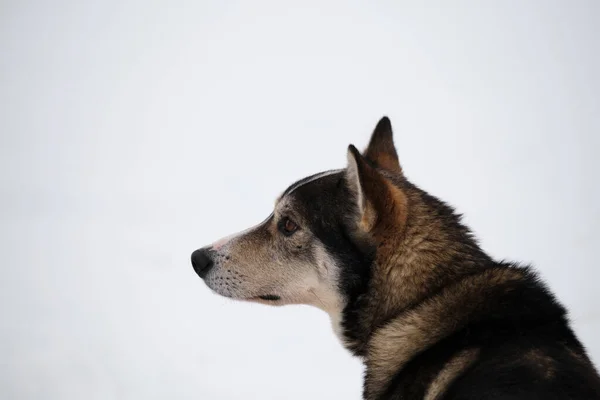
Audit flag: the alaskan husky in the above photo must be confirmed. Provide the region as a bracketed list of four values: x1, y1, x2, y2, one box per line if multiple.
[192, 117, 600, 399]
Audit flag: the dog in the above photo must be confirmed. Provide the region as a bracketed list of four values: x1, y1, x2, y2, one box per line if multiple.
[191, 117, 600, 399]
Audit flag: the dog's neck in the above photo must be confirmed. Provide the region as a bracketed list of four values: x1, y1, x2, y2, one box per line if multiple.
[339, 183, 491, 357]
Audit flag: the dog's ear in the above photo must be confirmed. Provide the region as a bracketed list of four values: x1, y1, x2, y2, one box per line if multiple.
[363, 116, 401, 174]
[346, 145, 408, 235]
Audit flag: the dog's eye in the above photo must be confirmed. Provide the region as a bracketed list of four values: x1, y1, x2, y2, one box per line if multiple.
[279, 217, 299, 236]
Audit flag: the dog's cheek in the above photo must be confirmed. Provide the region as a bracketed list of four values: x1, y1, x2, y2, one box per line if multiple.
[274, 233, 308, 256]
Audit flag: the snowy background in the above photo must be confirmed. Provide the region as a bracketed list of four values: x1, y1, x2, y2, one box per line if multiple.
[1, 1, 599, 399]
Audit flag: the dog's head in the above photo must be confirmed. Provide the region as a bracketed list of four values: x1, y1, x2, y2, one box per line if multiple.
[191, 117, 408, 337]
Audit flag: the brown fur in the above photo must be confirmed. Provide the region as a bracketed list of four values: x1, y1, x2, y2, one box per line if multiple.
[424, 348, 480, 400]
[341, 139, 488, 357]
[342, 118, 600, 398]
[364, 268, 524, 398]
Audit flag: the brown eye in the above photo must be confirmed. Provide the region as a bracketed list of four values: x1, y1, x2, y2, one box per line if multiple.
[279, 217, 299, 236]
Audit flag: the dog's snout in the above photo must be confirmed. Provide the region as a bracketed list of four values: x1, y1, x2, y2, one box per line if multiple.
[191, 248, 214, 278]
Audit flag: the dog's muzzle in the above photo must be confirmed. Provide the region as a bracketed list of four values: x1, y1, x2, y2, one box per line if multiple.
[191, 248, 214, 278]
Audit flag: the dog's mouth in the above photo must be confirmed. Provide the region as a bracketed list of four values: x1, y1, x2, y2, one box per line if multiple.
[255, 294, 281, 301]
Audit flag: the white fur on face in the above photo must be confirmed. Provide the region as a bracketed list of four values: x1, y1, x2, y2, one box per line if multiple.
[204, 210, 347, 344]
[310, 243, 347, 343]
[283, 169, 343, 196]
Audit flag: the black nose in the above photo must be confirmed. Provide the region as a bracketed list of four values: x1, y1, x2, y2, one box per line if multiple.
[191, 249, 214, 278]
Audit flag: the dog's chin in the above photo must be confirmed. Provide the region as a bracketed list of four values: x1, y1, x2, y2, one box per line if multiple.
[208, 286, 283, 305]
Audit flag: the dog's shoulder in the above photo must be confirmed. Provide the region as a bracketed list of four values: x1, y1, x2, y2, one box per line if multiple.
[372, 263, 600, 399]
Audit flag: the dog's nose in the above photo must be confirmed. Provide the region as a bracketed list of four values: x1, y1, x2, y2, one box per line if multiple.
[191, 248, 214, 278]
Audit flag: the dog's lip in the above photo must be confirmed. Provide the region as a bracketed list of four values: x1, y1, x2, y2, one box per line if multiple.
[253, 294, 281, 301]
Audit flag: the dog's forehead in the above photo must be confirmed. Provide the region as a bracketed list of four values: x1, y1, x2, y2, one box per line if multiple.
[275, 169, 344, 211]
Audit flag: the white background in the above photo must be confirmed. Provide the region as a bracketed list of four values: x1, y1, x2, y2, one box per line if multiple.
[1, 1, 599, 399]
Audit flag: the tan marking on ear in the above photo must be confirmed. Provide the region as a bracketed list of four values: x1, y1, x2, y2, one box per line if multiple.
[374, 177, 408, 236]
[360, 199, 377, 231]
[424, 348, 480, 400]
[359, 166, 408, 237]
[347, 145, 409, 240]
[358, 180, 408, 236]
[364, 268, 524, 399]
[375, 152, 402, 174]
[363, 116, 402, 174]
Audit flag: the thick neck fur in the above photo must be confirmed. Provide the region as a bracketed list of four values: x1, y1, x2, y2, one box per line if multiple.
[341, 177, 492, 357]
